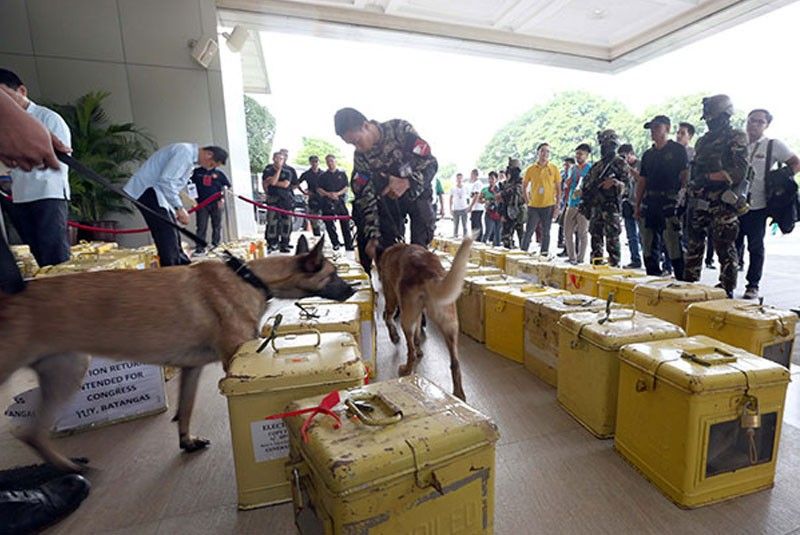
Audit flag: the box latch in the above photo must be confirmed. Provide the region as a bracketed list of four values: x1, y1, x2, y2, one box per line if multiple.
[405, 437, 445, 496]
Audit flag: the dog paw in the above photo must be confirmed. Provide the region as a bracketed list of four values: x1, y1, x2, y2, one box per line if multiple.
[398, 364, 412, 376]
[415, 348, 424, 359]
[388, 329, 400, 345]
[180, 436, 211, 453]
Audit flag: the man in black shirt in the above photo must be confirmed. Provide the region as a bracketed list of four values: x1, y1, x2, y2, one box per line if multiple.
[190, 162, 230, 254]
[298, 155, 323, 237]
[318, 154, 353, 250]
[635, 115, 689, 278]
[262, 151, 294, 252]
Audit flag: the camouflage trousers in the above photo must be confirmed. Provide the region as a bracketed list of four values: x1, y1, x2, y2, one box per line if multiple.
[501, 217, 525, 249]
[265, 196, 292, 249]
[684, 199, 739, 294]
[589, 209, 622, 266]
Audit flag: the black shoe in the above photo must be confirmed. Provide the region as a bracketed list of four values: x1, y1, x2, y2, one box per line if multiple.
[557, 250, 568, 258]
[332, 244, 340, 251]
[714, 282, 733, 299]
[705, 263, 716, 270]
[624, 262, 642, 269]
[1, 474, 91, 534]
[345, 245, 355, 251]
[738, 264, 745, 272]
[279, 246, 291, 253]
[743, 286, 759, 300]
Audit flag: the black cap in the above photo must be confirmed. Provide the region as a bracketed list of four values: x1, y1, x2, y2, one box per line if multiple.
[644, 115, 671, 129]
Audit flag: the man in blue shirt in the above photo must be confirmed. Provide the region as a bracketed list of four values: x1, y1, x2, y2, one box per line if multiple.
[124, 143, 228, 266]
[563, 144, 592, 264]
[190, 162, 231, 254]
[0, 69, 71, 267]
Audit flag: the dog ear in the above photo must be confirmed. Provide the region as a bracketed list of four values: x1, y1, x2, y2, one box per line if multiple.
[295, 235, 310, 255]
[300, 236, 325, 272]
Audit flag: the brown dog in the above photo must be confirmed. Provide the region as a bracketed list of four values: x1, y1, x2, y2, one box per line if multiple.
[376, 237, 473, 401]
[0, 236, 353, 472]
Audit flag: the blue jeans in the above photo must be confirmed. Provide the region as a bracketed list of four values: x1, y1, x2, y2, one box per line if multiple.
[484, 213, 501, 246]
[623, 215, 641, 266]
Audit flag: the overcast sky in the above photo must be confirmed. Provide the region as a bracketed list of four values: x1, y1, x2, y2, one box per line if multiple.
[253, 2, 800, 174]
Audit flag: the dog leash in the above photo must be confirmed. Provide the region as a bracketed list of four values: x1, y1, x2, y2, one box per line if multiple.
[58, 152, 209, 249]
[56, 152, 273, 299]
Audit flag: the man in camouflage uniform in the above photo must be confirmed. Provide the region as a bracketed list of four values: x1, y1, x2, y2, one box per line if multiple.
[684, 95, 751, 297]
[579, 129, 629, 266]
[499, 158, 526, 249]
[334, 108, 437, 272]
[261, 151, 294, 253]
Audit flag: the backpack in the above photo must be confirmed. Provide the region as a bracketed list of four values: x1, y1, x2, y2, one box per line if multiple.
[764, 140, 799, 234]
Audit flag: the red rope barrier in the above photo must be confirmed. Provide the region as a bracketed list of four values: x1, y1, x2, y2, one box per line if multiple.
[236, 195, 351, 221]
[67, 221, 148, 234]
[187, 191, 223, 213]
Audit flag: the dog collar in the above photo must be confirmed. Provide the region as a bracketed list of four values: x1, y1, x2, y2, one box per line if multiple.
[223, 251, 273, 300]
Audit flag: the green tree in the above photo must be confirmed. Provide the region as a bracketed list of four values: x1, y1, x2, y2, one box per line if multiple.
[296, 137, 353, 176]
[477, 91, 639, 171]
[244, 95, 276, 174]
[635, 92, 747, 156]
[436, 162, 458, 193]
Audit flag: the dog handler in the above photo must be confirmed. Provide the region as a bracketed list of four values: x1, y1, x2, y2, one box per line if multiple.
[124, 143, 228, 266]
[0, 86, 94, 535]
[334, 107, 438, 271]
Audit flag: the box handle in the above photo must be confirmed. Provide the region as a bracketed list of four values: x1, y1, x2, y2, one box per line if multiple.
[345, 392, 403, 426]
[271, 330, 322, 354]
[335, 262, 352, 273]
[680, 348, 736, 366]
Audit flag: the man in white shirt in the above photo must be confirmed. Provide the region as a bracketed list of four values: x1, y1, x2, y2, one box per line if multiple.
[467, 169, 484, 241]
[124, 143, 228, 266]
[450, 173, 469, 238]
[0, 69, 71, 267]
[737, 109, 800, 299]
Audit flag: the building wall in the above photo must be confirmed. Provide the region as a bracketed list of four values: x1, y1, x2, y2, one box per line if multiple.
[0, 0, 254, 247]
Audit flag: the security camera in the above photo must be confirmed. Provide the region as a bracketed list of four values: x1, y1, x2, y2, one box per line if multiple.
[189, 37, 218, 68]
[222, 25, 249, 53]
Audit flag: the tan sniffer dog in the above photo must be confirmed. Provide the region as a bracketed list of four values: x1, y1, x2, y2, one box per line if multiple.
[0, 236, 353, 472]
[376, 237, 473, 400]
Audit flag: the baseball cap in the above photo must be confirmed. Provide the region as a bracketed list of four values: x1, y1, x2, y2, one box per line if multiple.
[644, 115, 671, 129]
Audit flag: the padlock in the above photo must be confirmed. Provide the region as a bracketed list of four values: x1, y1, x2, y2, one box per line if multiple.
[740, 396, 761, 430]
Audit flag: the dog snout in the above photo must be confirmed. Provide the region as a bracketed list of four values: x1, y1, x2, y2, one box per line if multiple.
[319, 278, 356, 301]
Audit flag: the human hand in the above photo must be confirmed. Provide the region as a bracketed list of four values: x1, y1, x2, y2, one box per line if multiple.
[176, 208, 190, 225]
[365, 238, 378, 259]
[0, 93, 70, 171]
[601, 179, 616, 190]
[382, 175, 410, 199]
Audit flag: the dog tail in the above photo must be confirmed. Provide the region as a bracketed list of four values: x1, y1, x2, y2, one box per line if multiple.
[429, 236, 474, 304]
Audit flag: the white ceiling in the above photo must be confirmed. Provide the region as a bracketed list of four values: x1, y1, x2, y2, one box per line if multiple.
[219, 0, 796, 73]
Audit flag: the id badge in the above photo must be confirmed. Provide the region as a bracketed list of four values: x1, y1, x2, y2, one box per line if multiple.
[538, 186, 545, 195]
[186, 182, 198, 199]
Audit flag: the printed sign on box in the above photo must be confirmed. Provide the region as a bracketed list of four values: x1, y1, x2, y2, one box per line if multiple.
[4, 357, 167, 433]
[250, 419, 289, 462]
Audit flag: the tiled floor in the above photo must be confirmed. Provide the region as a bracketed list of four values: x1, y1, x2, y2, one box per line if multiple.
[2, 228, 800, 534]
